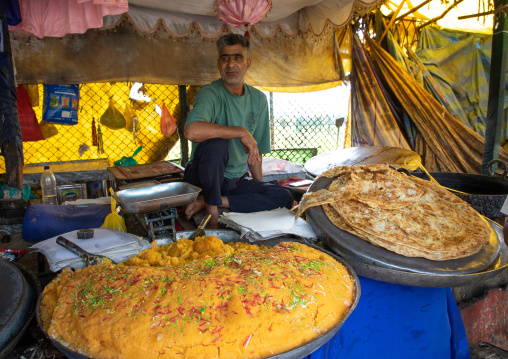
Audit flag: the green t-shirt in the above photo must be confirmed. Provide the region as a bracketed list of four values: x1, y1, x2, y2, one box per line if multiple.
[185, 79, 270, 178]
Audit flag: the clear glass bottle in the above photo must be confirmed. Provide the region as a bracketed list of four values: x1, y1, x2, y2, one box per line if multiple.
[40, 165, 58, 205]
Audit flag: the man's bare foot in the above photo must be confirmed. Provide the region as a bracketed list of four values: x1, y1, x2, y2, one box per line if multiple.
[185, 195, 206, 220]
[204, 205, 220, 229]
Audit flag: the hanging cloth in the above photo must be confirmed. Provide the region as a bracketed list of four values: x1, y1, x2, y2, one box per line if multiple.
[215, 0, 272, 39]
[366, 37, 508, 173]
[350, 34, 410, 149]
[8, 0, 128, 38]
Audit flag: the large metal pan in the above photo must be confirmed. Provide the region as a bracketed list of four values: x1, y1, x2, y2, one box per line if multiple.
[333, 220, 508, 287]
[307, 176, 501, 276]
[36, 232, 361, 359]
[306, 176, 508, 287]
[330, 237, 508, 288]
[410, 171, 508, 218]
[0, 261, 41, 359]
[112, 182, 201, 214]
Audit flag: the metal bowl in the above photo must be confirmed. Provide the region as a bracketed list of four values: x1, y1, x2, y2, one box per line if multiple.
[36, 234, 360, 359]
[112, 182, 201, 214]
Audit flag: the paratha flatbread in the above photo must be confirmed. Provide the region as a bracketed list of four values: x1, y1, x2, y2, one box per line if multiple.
[341, 172, 424, 210]
[295, 189, 340, 218]
[299, 164, 491, 261]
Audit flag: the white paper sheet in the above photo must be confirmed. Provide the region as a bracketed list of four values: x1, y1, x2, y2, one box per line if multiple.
[219, 208, 317, 242]
[31, 228, 152, 271]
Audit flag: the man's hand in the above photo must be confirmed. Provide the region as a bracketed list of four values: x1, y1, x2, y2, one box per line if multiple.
[239, 130, 261, 165]
[186, 122, 261, 164]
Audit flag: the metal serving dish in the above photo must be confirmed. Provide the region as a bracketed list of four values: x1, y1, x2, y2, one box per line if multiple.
[112, 182, 201, 214]
[410, 171, 508, 218]
[332, 237, 508, 288]
[0, 261, 41, 358]
[36, 232, 360, 359]
[306, 176, 508, 287]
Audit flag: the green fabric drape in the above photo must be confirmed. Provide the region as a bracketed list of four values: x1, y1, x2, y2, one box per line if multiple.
[416, 27, 492, 136]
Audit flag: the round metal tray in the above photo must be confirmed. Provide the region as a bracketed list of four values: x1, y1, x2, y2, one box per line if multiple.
[329, 240, 508, 288]
[36, 235, 360, 359]
[306, 176, 508, 287]
[0, 261, 41, 358]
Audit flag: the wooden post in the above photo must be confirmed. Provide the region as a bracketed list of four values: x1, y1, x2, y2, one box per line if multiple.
[3, 141, 23, 188]
[178, 85, 189, 167]
[482, 0, 508, 174]
[0, 3, 24, 188]
[269, 92, 274, 149]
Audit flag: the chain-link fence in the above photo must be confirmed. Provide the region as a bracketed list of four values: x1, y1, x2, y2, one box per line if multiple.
[16, 83, 182, 169]
[168, 86, 352, 165]
[1, 82, 350, 174]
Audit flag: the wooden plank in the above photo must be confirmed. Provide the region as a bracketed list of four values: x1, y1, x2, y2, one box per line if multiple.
[108, 161, 184, 181]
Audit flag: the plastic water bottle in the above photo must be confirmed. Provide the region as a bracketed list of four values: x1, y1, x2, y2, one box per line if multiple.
[40, 165, 58, 205]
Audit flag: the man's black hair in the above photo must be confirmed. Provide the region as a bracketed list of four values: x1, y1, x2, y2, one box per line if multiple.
[216, 33, 250, 54]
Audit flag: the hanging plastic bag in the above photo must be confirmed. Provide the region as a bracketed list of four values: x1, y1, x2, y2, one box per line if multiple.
[39, 120, 59, 139]
[124, 102, 139, 132]
[160, 103, 177, 137]
[17, 85, 45, 141]
[100, 100, 126, 129]
[114, 146, 142, 167]
[101, 190, 126, 232]
[42, 84, 79, 125]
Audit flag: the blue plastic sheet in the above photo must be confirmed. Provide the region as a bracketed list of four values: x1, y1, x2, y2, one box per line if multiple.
[305, 276, 470, 359]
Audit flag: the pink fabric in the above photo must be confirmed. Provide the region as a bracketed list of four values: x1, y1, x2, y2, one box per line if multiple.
[215, 0, 272, 28]
[9, 0, 128, 38]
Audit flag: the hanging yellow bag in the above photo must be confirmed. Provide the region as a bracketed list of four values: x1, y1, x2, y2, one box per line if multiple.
[23, 84, 39, 107]
[124, 102, 140, 132]
[39, 120, 58, 139]
[101, 190, 127, 232]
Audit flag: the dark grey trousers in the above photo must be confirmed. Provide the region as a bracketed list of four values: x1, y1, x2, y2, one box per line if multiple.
[183, 138, 294, 213]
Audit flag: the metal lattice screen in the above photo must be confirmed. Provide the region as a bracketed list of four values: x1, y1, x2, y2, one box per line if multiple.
[1, 82, 350, 174]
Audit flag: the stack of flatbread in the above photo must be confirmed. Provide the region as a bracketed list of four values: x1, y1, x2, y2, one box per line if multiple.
[296, 164, 491, 261]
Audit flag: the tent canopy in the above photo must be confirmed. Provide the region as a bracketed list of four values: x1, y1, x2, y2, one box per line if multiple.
[9, 0, 381, 88]
[5, 0, 504, 177]
[10, 0, 383, 38]
[9, 0, 494, 87]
